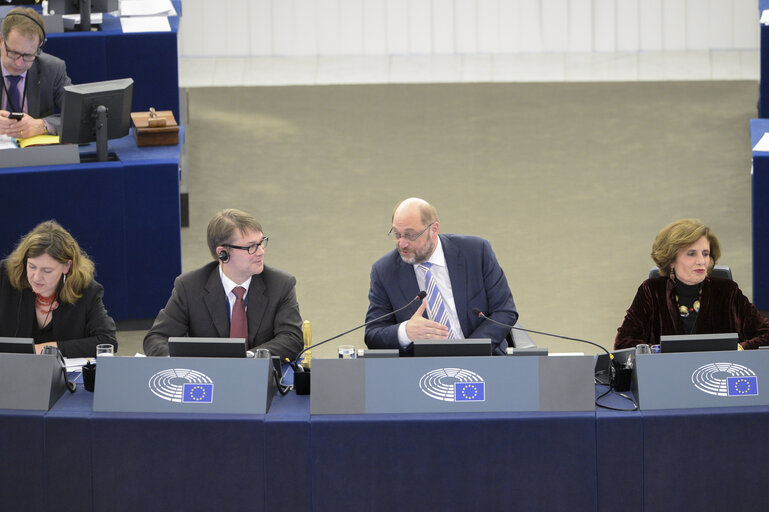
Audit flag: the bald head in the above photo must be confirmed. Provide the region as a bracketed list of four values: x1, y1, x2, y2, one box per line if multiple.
[392, 197, 438, 226]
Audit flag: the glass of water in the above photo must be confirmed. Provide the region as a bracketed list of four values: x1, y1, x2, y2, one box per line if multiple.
[337, 345, 356, 359]
[96, 344, 114, 357]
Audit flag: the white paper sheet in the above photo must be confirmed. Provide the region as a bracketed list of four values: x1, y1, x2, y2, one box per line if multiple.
[120, 15, 171, 33]
[753, 132, 769, 152]
[62, 13, 103, 25]
[0, 134, 17, 150]
[761, 9, 769, 25]
[121, 0, 176, 17]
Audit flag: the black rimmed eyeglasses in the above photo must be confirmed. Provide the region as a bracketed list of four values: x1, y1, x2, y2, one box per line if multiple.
[222, 237, 269, 254]
[3, 41, 41, 63]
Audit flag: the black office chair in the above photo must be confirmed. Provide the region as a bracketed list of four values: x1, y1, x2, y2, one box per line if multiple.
[505, 323, 536, 349]
[648, 264, 733, 281]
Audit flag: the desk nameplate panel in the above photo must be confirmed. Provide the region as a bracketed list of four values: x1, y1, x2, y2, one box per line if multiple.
[311, 355, 595, 414]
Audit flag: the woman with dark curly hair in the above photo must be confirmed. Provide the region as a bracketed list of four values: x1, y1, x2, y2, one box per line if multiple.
[615, 218, 769, 350]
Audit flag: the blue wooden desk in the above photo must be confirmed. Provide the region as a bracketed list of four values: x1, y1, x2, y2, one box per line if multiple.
[750, 119, 769, 311]
[0, 131, 183, 321]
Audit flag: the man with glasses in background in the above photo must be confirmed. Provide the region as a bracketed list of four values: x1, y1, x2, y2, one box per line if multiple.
[365, 197, 518, 355]
[0, 7, 71, 138]
[144, 209, 303, 360]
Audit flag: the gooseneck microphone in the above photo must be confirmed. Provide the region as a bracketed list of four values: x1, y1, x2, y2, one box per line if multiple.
[471, 308, 611, 357]
[292, 291, 427, 366]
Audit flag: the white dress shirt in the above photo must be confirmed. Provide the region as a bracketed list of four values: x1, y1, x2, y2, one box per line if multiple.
[397, 237, 464, 347]
[218, 265, 252, 320]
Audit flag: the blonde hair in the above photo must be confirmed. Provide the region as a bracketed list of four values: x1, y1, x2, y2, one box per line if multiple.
[651, 219, 721, 277]
[4, 220, 94, 303]
[1, 7, 46, 43]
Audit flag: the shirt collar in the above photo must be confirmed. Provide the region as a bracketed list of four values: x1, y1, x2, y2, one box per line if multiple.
[218, 265, 252, 297]
[412, 236, 446, 269]
[1, 62, 27, 80]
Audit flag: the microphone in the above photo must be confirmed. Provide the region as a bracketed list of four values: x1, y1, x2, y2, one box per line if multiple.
[471, 308, 611, 358]
[292, 291, 427, 365]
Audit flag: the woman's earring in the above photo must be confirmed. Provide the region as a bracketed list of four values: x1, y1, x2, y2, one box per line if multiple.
[63, 273, 67, 285]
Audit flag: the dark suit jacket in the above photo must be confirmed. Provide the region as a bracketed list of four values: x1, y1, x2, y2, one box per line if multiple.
[24, 52, 71, 133]
[615, 276, 769, 350]
[143, 261, 303, 360]
[0, 263, 117, 357]
[364, 234, 518, 355]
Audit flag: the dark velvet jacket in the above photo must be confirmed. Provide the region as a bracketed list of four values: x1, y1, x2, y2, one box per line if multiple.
[0, 263, 117, 357]
[615, 276, 769, 350]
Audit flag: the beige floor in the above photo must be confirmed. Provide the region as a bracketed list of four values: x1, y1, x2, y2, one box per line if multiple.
[117, 79, 759, 358]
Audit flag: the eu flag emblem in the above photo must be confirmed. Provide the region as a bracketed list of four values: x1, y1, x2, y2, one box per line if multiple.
[727, 376, 758, 396]
[182, 383, 214, 403]
[454, 382, 485, 402]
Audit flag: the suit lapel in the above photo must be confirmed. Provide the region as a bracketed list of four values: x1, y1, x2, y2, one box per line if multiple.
[246, 274, 267, 345]
[203, 266, 229, 338]
[16, 289, 36, 337]
[25, 61, 40, 117]
[441, 235, 468, 335]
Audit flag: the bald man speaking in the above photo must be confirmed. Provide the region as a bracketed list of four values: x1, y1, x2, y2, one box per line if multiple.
[364, 197, 518, 355]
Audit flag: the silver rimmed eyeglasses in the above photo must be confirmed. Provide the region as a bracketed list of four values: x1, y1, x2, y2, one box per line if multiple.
[388, 223, 434, 242]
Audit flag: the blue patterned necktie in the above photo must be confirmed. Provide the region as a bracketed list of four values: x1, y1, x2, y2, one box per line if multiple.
[5, 75, 22, 112]
[419, 262, 455, 337]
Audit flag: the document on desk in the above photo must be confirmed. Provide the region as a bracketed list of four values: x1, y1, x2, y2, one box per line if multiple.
[63, 13, 103, 25]
[761, 9, 769, 25]
[753, 132, 769, 152]
[121, 0, 176, 17]
[0, 134, 17, 150]
[120, 15, 171, 33]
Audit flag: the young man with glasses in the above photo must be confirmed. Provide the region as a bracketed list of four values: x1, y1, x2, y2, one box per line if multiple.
[144, 209, 303, 360]
[0, 7, 71, 138]
[364, 197, 518, 355]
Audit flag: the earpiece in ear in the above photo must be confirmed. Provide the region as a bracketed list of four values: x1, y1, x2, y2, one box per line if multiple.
[218, 250, 229, 263]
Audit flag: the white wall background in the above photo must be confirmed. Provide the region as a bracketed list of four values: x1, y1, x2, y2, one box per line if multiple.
[179, 0, 759, 57]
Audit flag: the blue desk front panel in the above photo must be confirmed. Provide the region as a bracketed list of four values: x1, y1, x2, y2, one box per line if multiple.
[761, 0, 769, 117]
[0, 408, 47, 512]
[45, 386, 94, 512]
[0, 132, 182, 321]
[641, 406, 769, 512]
[750, 119, 769, 310]
[310, 410, 598, 512]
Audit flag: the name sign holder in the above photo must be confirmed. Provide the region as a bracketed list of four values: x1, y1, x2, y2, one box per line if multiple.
[311, 355, 595, 414]
[93, 356, 275, 414]
[0, 353, 68, 411]
[632, 350, 769, 410]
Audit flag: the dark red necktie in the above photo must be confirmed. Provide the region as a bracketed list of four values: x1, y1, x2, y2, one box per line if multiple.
[230, 286, 248, 348]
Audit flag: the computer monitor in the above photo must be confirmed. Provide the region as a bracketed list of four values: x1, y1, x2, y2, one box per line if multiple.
[47, 0, 118, 31]
[59, 78, 133, 162]
[660, 333, 739, 353]
[412, 339, 492, 357]
[168, 337, 247, 358]
[0, 337, 36, 354]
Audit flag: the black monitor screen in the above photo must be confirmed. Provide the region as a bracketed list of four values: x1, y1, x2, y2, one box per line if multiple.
[412, 339, 491, 357]
[168, 337, 247, 358]
[0, 337, 35, 354]
[660, 333, 739, 353]
[60, 78, 133, 145]
[47, 0, 118, 15]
